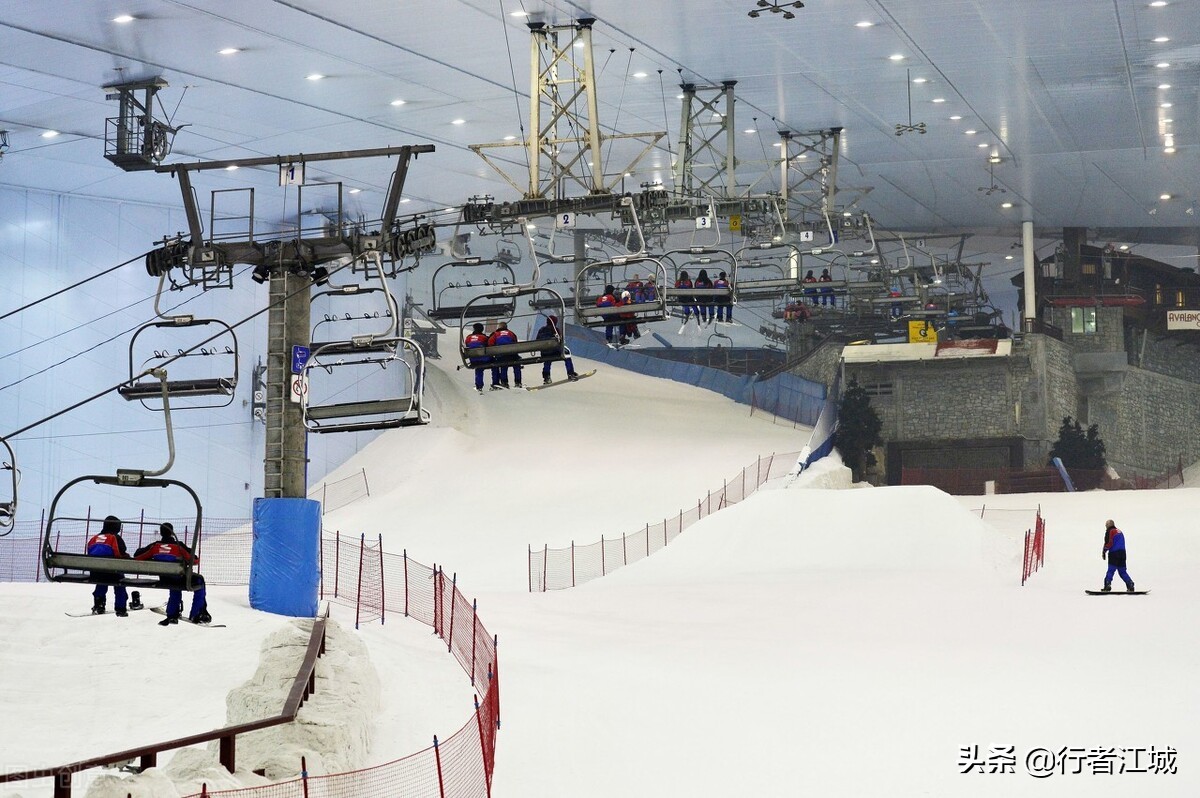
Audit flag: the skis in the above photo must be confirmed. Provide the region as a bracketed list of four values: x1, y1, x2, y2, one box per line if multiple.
[150, 606, 225, 627]
[525, 369, 597, 391]
[65, 606, 146, 618]
[1084, 590, 1150, 596]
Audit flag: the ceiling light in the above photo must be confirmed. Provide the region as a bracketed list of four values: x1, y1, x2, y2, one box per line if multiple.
[526, 223, 536, 230]
[400, 198, 411, 203]
[218, 48, 240, 55]
[1153, 36, 1170, 42]
[503, 135, 516, 141]
[912, 77, 928, 84]
[225, 165, 239, 171]
[932, 98, 946, 103]
[855, 21, 874, 27]
[509, 10, 528, 16]
[306, 73, 325, 81]
[1161, 102, 1172, 108]
[112, 14, 135, 23]
[743, 128, 756, 134]
[676, 94, 685, 100]
[1149, 1, 1167, 6]
[888, 54, 905, 61]
[390, 99, 406, 106]
[574, 41, 585, 48]
[1119, 245, 1130, 251]
[964, 129, 977, 135]
[1005, 255, 1014, 260]
[348, 188, 361, 194]
[977, 142, 989, 148]
[1164, 146, 1176, 154]
[1001, 202, 1014, 209]
[949, 115, 963, 121]
[773, 142, 783, 148]
[988, 155, 1002, 163]
[1155, 62, 1170, 69]
[451, 118, 466, 125]
[1158, 84, 1171, 90]
[1160, 193, 1171, 200]
[632, 72, 648, 79]
[40, 130, 59, 138]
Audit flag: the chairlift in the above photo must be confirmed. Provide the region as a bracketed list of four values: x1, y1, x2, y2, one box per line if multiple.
[732, 241, 803, 301]
[43, 371, 203, 590]
[459, 288, 569, 369]
[0, 436, 17, 531]
[573, 255, 670, 328]
[427, 258, 517, 321]
[495, 237, 522, 266]
[310, 252, 402, 353]
[302, 337, 429, 433]
[662, 247, 737, 307]
[118, 273, 239, 410]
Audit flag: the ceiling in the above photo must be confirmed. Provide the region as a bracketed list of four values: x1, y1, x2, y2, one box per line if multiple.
[2, 0, 1199, 263]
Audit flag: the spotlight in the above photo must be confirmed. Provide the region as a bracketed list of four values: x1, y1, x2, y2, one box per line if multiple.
[251, 264, 271, 284]
[310, 265, 330, 286]
[748, 9, 760, 16]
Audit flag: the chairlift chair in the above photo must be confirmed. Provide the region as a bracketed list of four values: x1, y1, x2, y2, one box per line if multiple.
[302, 337, 429, 433]
[732, 242, 804, 301]
[0, 436, 16, 530]
[662, 247, 738, 307]
[573, 255, 670, 328]
[310, 285, 398, 354]
[459, 287, 569, 369]
[427, 259, 517, 321]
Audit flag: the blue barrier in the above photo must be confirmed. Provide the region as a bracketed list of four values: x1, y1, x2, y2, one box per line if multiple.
[565, 325, 824, 427]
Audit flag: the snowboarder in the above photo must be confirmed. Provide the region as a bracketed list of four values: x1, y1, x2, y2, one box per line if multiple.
[134, 522, 210, 625]
[1100, 518, 1135, 592]
[535, 315, 579, 385]
[464, 322, 491, 394]
[86, 515, 129, 616]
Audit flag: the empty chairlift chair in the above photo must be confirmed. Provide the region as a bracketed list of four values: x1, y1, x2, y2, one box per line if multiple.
[427, 258, 517, 322]
[302, 337, 430, 433]
[0, 436, 16, 530]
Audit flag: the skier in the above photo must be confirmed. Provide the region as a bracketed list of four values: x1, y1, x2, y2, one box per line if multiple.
[713, 271, 732, 324]
[1100, 519, 1135, 592]
[464, 322, 491, 394]
[675, 271, 697, 330]
[535, 315, 579, 384]
[694, 269, 715, 324]
[596, 284, 619, 345]
[802, 270, 818, 304]
[818, 268, 835, 306]
[617, 290, 640, 346]
[86, 515, 129, 616]
[134, 522, 210, 625]
[487, 321, 523, 389]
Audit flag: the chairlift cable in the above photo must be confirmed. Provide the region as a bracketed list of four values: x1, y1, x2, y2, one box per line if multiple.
[657, 70, 675, 170]
[601, 48, 635, 182]
[3, 256, 360, 441]
[497, 0, 531, 179]
[0, 254, 142, 322]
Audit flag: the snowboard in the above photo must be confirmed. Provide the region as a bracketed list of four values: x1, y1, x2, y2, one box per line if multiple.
[150, 606, 226, 627]
[1085, 590, 1150, 596]
[65, 606, 146, 618]
[525, 369, 597, 391]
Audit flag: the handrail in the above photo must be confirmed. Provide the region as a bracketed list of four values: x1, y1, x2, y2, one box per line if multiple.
[0, 614, 329, 795]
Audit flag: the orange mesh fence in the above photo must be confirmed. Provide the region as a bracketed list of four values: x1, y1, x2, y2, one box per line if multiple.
[1021, 509, 1047, 586]
[529, 451, 800, 590]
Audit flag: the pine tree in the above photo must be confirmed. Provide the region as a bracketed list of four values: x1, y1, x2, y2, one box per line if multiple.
[1048, 415, 1107, 489]
[834, 380, 883, 482]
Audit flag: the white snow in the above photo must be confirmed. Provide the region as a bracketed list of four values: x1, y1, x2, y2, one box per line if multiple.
[2, 331, 1198, 797]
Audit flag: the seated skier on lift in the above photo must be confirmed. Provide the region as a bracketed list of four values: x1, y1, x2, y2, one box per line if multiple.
[134, 522, 211, 625]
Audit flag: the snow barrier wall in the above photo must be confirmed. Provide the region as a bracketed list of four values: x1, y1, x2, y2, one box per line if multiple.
[565, 324, 825, 428]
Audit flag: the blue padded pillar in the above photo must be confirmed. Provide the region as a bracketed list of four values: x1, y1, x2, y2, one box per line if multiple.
[250, 497, 320, 617]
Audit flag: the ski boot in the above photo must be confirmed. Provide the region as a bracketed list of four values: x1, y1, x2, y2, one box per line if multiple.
[1101, 583, 1112, 593]
[91, 597, 106, 615]
[191, 610, 212, 625]
[543, 376, 552, 385]
[1127, 582, 1136, 593]
[115, 607, 128, 617]
[159, 614, 180, 627]
[129, 591, 143, 610]
[567, 373, 579, 382]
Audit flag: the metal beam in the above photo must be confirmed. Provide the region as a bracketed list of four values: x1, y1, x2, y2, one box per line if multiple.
[154, 145, 434, 175]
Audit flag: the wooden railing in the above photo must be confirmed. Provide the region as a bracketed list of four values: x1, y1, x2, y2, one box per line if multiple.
[0, 614, 329, 798]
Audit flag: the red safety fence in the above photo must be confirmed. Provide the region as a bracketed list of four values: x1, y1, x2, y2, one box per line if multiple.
[0, 522, 500, 798]
[529, 451, 801, 591]
[1021, 509, 1046, 586]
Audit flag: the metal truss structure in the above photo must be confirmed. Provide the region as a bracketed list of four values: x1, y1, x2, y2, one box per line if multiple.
[470, 18, 665, 199]
[674, 81, 738, 199]
[103, 77, 180, 172]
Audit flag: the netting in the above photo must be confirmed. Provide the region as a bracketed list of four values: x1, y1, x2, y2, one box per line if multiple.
[307, 468, 371, 514]
[530, 451, 800, 590]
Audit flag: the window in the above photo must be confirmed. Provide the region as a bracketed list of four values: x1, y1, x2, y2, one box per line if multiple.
[863, 382, 893, 397]
[1070, 307, 1096, 334]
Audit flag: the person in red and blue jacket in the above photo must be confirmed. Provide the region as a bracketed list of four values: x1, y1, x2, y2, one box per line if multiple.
[86, 514, 129, 616]
[674, 271, 697, 326]
[713, 271, 732, 323]
[464, 322, 490, 393]
[596, 284, 619, 344]
[488, 321, 523, 389]
[535, 315, 578, 384]
[134, 522, 210, 624]
[1101, 519, 1135, 592]
[694, 269, 714, 324]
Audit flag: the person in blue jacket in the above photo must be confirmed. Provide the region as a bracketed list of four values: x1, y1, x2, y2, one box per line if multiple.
[134, 522, 210, 625]
[1100, 518, 1135, 592]
[596, 284, 619, 344]
[535, 315, 579, 384]
[86, 515, 129, 616]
